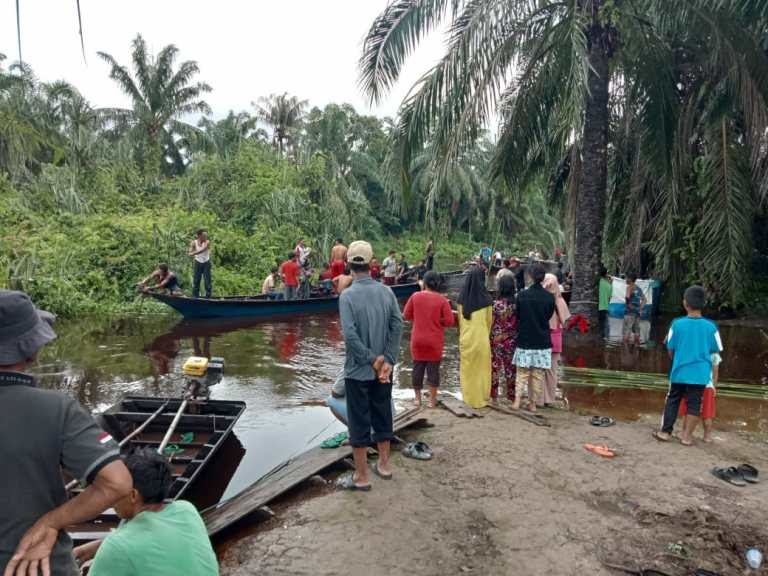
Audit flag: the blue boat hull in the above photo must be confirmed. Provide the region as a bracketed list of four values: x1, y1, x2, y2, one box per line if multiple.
[147, 283, 421, 319]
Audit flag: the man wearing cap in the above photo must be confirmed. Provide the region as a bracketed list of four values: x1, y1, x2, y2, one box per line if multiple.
[337, 241, 402, 491]
[0, 290, 132, 576]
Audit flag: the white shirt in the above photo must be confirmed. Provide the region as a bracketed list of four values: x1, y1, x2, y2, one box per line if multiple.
[382, 257, 398, 277]
[192, 239, 210, 263]
[262, 274, 276, 294]
[296, 245, 311, 266]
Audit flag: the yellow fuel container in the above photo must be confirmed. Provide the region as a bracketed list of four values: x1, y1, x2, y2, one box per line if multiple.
[182, 356, 209, 377]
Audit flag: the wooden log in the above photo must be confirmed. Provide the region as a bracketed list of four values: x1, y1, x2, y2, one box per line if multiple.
[438, 395, 484, 418]
[203, 407, 426, 537]
[488, 402, 551, 427]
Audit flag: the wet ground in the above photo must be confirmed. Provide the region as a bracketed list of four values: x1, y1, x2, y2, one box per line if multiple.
[31, 308, 768, 504]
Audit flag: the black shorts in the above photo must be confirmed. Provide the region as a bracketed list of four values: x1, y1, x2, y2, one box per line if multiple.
[412, 361, 441, 389]
[345, 378, 394, 447]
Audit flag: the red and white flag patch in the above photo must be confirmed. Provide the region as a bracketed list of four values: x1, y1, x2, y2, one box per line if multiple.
[98, 432, 113, 445]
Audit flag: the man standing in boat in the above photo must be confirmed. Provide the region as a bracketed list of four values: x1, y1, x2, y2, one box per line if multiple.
[330, 238, 347, 281]
[188, 229, 211, 298]
[337, 241, 402, 491]
[0, 290, 132, 575]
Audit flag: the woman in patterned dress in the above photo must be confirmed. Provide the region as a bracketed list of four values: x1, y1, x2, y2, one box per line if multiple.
[491, 275, 518, 401]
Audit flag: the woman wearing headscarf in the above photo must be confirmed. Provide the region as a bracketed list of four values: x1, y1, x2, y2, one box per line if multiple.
[457, 266, 494, 408]
[541, 273, 571, 406]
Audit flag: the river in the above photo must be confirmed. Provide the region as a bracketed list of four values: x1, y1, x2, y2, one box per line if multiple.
[29, 308, 768, 504]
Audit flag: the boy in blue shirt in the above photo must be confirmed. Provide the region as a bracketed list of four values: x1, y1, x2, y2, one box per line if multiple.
[654, 285, 723, 446]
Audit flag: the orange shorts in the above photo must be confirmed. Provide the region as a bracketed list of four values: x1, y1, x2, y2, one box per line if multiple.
[679, 387, 715, 419]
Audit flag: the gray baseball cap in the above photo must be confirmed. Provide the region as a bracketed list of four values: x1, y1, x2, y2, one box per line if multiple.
[0, 290, 57, 365]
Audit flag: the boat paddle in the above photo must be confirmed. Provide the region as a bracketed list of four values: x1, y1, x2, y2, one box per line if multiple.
[64, 399, 171, 491]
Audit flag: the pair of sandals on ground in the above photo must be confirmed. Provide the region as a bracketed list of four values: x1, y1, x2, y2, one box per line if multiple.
[337, 441, 433, 492]
[710, 463, 759, 487]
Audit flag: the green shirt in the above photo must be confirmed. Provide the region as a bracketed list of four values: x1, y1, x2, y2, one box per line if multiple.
[89, 501, 218, 576]
[598, 277, 612, 311]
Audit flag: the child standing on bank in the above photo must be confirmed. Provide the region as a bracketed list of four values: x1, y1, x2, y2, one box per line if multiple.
[654, 285, 723, 446]
[403, 271, 455, 408]
[678, 352, 721, 443]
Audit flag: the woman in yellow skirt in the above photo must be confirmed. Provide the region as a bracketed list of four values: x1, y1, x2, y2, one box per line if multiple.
[457, 266, 494, 408]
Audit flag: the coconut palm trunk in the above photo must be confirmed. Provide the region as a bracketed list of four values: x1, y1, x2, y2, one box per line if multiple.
[571, 13, 612, 326]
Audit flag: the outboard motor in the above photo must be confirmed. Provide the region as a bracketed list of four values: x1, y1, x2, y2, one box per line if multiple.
[181, 356, 225, 401]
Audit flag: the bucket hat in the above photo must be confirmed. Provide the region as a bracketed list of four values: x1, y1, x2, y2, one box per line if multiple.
[0, 290, 57, 365]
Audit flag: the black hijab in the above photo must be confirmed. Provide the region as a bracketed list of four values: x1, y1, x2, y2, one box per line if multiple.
[458, 266, 493, 319]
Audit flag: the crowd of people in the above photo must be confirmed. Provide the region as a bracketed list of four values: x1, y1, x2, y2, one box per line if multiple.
[138, 232, 435, 302]
[0, 235, 725, 571]
[262, 239, 434, 302]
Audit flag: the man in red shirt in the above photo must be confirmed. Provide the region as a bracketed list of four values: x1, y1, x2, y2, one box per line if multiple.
[280, 252, 300, 301]
[402, 271, 455, 408]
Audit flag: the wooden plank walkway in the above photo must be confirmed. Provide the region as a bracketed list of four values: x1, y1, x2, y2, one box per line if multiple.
[438, 395, 484, 418]
[488, 402, 551, 427]
[204, 406, 425, 536]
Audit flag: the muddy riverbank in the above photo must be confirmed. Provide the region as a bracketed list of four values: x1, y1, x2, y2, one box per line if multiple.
[218, 407, 768, 576]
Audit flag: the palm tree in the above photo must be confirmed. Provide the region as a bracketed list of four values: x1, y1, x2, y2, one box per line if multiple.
[254, 93, 307, 158]
[98, 34, 211, 178]
[359, 0, 768, 322]
[197, 111, 263, 159]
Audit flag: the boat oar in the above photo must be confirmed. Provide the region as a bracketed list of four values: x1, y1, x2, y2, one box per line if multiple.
[65, 399, 171, 491]
[158, 399, 188, 455]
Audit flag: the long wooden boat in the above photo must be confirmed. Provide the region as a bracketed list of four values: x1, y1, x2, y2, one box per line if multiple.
[67, 396, 245, 542]
[146, 281, 422, 319]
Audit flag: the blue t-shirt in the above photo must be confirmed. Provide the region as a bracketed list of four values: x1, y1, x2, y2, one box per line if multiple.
[665, 317, 723, 385]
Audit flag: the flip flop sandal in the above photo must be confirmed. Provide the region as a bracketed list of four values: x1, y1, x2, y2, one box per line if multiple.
[320, 431, 349, 449]
[710, 466, 747, 487]
[403, 441, 433, 460]
[372, 462, 393, 480]
[590, 416, 616, 427]
[336, 473, 372, 492]
[584, 443, 616, 458]
[652, 431, 671, 442]
[737, 464, 759, 483]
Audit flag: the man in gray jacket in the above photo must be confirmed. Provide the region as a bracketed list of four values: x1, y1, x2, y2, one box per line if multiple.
[338, 241, 402, 491]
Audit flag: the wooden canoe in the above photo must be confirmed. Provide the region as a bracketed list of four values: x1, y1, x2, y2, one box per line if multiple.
[146, 281, 422, 319]
[67, 396, 245, 542]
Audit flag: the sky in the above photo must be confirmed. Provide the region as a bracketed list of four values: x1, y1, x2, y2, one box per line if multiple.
[0, 0, 447, 119]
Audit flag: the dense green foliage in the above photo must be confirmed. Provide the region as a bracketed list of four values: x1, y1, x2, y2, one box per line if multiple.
[360, 0, 768, 310]
[0, 39, 561, 316]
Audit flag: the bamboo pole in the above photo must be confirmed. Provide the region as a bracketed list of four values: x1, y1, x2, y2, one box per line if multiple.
[158, 400, 188, 455]
[65, 399, 171, 491]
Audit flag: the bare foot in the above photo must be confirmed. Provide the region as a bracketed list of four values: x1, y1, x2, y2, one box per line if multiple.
[679, 436, 694, 447]
[703, 435, 714, 444]
[428, 400, 437, 409]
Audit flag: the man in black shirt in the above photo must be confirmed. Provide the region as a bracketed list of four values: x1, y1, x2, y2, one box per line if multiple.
[0, 290, 132, 576]
[512, 264, 555, 412]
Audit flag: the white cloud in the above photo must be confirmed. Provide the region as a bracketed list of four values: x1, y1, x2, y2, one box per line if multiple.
[1, 0, 446, 119]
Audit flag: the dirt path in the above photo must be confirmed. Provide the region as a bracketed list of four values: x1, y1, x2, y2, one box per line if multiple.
[219, 407, 768, 576]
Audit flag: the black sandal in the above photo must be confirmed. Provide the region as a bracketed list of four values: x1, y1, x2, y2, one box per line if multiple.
[737, 464, 759, 484]
[590, 416, 616, 427]
[336, 473, 372, 491]
[711, 466, 747, 487]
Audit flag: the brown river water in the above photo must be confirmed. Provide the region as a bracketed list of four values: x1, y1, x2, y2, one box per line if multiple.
[29, 308, 768, 505]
